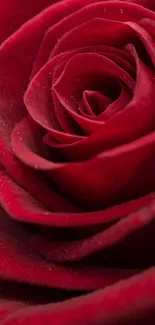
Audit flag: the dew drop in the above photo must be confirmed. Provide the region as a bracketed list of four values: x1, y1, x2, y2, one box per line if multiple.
[120, 8, 124, 13]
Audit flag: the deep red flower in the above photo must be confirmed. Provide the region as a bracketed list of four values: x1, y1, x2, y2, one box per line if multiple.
[1, 0, 155, 323]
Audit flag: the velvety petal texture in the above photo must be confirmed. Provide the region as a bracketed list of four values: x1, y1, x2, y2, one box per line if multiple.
[1, 0, 155, 324]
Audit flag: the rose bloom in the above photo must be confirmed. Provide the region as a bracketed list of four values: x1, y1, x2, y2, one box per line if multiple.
[1, 0, 155, 323]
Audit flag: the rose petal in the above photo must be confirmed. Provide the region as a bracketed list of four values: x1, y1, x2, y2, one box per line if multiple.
[0, 0, 58, 44]
[52, 18, 137, 58]
[26, 45, 134, 142]
[33, 1, 146, 74]
[3, 130, 79, 212]
[139, 18, 155, 39]
[25, 50, 84, 143]
[31, 202, 155, 261]
[99, 84, 132, 121]
[0, 0, 100, 170]
[0, 165, 155, 227]
[53, 52, 135, 134]
[0, 208, 130, 291]
[2, 268, 155, 325]
[46, 47, 155, 162]
[11, 102, 155, 209]
[0, 280, 83, 305]
[79, 90, 112, 118]
[126, 20, 155, 66]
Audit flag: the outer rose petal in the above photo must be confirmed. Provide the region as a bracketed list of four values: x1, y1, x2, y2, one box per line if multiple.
[30, 204, 155, 262]
[0, 162, 155, 228]
[2, 268, 155, 325]
[0, 0, 60, 44]
[32, 0, 152, 75]
[0, 204, 137, 291]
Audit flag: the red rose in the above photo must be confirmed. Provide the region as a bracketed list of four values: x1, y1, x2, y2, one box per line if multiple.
[1, 0, 155, 323]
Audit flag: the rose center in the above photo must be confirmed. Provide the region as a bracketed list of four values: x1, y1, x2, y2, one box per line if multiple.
[79, 81, 121, 117]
